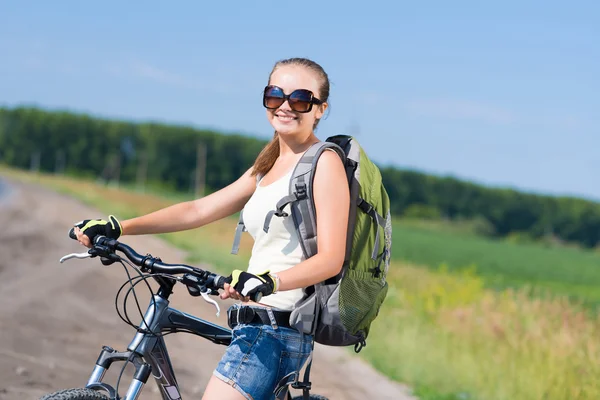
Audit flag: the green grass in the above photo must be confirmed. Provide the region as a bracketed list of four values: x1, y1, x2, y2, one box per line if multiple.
[362, 265, 600, 400]
[391, 221, 600, 307]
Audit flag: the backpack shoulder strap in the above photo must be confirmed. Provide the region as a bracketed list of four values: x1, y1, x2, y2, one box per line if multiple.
[263, 141, 346, 259]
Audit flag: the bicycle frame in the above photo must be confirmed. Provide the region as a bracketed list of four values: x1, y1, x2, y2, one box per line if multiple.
[85, 293, 232, 400]
[54, 241, 314, 400]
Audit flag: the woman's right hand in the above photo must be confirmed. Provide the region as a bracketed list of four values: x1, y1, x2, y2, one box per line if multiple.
[73, 226, 92, 248]
[72, 215, 122, 248]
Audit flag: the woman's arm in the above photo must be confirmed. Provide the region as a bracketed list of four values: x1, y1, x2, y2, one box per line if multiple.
[275, 150, 350, 291]
[120, 167, 256, 235]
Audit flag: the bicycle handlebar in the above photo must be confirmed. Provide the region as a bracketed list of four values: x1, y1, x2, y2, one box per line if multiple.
[68, 228, 228, 292]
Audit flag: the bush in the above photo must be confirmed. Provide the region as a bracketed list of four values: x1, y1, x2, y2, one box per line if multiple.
[403, 204, 442, 220]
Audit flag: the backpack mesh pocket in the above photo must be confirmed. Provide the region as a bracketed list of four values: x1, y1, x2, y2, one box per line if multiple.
[339, 269, 388, 335]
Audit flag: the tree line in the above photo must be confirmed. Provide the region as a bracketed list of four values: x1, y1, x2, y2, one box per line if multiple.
[1, 106, 599, 249]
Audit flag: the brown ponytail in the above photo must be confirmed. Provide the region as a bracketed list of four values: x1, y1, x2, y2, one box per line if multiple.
[251, 131, 280, 177]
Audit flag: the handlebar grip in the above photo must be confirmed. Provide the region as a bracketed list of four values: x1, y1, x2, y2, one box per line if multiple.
[69, 227, 77, 240]
[215, 275, 228, 290]
[251, 292, 263, 303]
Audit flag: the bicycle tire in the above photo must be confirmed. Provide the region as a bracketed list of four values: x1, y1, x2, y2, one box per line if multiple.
[39, 388, 110, 400]
[291, 395, 329, 400]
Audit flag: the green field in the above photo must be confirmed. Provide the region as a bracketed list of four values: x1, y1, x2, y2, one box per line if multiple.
[392, 221, 600, 307]
[3, 166, 600, 400]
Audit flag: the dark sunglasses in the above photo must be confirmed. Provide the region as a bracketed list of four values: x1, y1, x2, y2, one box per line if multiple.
[263, 85, 323, 113]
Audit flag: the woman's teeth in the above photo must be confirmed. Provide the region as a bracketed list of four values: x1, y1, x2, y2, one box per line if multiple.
[277, 115, 296, 121]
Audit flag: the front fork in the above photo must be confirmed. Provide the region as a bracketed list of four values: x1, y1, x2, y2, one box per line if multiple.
[86, 345, 152, 400]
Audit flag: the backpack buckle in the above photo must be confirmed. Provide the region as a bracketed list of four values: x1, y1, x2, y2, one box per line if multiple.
[358, 198, 373, 215]
[295, 183, 307, 200]
[274, 210, 289, 218]
[291, 381, 312, 391]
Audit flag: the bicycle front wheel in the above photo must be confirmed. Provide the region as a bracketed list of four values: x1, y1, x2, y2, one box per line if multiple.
[40, 388, 110, 400]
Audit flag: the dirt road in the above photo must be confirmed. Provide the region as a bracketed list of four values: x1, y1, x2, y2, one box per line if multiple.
[0, 178, 415, 400]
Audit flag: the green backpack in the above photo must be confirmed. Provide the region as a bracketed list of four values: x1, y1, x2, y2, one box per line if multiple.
[232, 134, 392, 352]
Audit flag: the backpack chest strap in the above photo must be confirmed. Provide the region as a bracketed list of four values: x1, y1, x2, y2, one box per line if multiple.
[231, 209, 247, 255]
[263, 185, 308, 233]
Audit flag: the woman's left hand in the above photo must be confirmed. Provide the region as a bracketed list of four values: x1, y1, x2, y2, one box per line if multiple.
[220, 282, 250, 302]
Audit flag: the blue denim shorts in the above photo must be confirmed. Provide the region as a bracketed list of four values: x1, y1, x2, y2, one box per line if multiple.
[213, 315, 313, 399]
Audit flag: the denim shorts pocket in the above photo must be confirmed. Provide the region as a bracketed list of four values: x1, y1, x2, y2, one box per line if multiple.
[231, 324, 262, 348]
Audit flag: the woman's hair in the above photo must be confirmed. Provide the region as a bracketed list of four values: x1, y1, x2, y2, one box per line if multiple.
[251, 57, 330, 177]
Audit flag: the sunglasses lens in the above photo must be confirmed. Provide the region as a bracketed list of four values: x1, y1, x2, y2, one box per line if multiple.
[289, 89, 313, 112]
[264, 86, 285, 109]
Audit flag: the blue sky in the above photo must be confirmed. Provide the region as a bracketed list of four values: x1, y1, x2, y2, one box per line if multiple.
[1, 1, 598, 200]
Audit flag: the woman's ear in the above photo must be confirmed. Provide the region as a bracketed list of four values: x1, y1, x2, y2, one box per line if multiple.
[316, 102, 328, 120]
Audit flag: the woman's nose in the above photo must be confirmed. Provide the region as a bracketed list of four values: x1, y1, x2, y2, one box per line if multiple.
[278, 99, 292, 111]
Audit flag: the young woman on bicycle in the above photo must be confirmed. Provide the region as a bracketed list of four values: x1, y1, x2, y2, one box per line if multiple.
[73, 57, 350, 400]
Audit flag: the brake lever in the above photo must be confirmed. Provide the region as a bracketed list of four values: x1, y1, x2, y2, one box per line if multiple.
[59, 251, 92, 263]
[200, 289, 221, 318]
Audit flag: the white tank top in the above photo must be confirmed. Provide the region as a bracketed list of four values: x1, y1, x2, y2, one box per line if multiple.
[242, 169, 305, 311]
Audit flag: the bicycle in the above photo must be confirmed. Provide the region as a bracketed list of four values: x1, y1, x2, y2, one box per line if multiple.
[39, 233, 327, 400]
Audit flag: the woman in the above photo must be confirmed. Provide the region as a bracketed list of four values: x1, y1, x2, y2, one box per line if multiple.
[73, 57, 350, 399]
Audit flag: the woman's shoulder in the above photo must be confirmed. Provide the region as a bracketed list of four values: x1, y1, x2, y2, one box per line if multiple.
[316, 146, 345, 170]
[313, 147, 347, 189]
